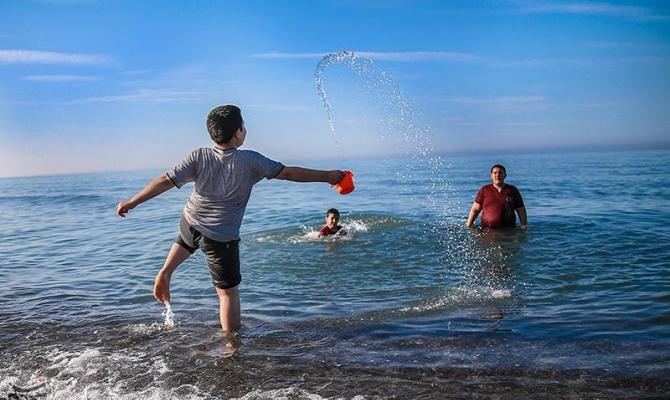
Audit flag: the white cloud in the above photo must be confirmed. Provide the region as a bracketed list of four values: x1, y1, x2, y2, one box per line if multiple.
[246, 103, 314, 112]
[491, 56, 670, 68]
[438, 96, 547, 113]
[358, 51, 480, 62]
[23, 75, 100, 82]
[122, 69, 153, 75]
[251, 52, 325, 60]
[66, 89, 211, 104]
[0, 49, 113, 65]
[515, 1, 670, 21]
[251, 51, 480, 63]
[441, 96, 545, 106]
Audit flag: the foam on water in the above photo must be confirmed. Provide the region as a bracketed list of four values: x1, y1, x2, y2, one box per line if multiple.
[124, 322, 170, 336]
[1, 345, 370, 400]
[291, 219, 369, 243]
[401, 286, 514, 313]
[249, 216, 388, 244]
[232, 388, 367, 400]
[0, 347, 199, 400]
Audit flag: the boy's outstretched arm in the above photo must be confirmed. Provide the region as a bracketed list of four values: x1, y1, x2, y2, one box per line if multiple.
[275, 167, 344, 185]
[116, 174, 175, 217]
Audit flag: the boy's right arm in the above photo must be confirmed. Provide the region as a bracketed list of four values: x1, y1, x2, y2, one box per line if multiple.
[275, 167, 344, 185]
[116, 174, 176, 217]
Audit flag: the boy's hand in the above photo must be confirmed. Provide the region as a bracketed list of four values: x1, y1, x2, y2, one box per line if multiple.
[115, 199, 136, 217]
[328, 170, 346, 185]
[153, 273, 171, 303]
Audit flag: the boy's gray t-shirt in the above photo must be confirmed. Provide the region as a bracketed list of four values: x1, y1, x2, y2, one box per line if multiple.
[166, 147, 284, 242]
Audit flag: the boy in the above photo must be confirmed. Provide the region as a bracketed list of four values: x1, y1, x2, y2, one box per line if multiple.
[116, 105, 345, 332]
[319, 208, 345, 237]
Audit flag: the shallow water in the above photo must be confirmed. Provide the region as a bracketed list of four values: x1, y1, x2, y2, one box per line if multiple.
[1, 149, 669, 399]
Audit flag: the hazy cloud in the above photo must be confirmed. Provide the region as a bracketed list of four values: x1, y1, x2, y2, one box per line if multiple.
[67, 89, 211, 104]
[513, 1, 670, 21]
[246, 103, 314, 112]
[441, 96, 545, 105]
[0, 49, 113, 65]
[23, 75, 100, 82]
[439, 96, 547, 113]
[252, 51, 480, 63]
[491, 56, 670, 68]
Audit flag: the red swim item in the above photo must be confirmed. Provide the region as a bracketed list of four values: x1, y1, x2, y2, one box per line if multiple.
[336, 171, 355, 195]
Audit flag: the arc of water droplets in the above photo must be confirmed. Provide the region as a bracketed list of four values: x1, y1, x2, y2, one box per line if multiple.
[314, 50, 452, 219]
[314, 51, 504, 290]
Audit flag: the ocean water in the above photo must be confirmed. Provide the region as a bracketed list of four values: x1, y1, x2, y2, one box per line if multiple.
[0, 149, 669, 399]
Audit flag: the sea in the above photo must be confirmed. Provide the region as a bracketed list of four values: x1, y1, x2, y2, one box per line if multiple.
[0, 148, 669, 399]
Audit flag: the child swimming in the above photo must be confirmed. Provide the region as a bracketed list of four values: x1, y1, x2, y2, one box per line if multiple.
[318, 208, 346, 237]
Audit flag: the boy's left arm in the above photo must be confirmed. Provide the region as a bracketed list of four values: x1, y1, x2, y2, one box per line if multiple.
[116, 174, 175, 217]
[275, 167, 344, 185]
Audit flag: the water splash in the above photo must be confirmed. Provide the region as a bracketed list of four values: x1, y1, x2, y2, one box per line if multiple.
[313, 50, 452, 219]
[313, 51, 510, 292]
[162, 302, 175, 328]
[314, 50, 355, 142]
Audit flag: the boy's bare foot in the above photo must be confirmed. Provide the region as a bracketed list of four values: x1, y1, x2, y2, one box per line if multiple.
[153, 273, 171, 303]
[221, 331, 241, 358]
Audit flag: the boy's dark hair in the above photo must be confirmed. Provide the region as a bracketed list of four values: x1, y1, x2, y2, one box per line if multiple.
[206, 105, 244, 144]
[326, 208, 340, 217]
[490, 164, 506, 175]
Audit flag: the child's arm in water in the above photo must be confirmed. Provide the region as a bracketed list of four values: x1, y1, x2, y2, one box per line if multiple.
[116, 174, 175, 217]
[275, 167, 344, 185]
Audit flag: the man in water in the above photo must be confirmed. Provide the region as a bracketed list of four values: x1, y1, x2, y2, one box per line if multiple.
[466, 164, 527, 230]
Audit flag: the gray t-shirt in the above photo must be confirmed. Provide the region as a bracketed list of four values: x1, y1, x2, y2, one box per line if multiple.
[166, 147, 284, 242]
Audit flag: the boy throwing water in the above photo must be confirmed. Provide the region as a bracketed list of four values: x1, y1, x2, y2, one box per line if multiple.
[116, 105, 345, 332]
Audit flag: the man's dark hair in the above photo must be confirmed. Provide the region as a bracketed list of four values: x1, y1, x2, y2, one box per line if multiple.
[490, 164, 506, 175]
[326, 208, 340, 217]
[206, 105, 243, 144]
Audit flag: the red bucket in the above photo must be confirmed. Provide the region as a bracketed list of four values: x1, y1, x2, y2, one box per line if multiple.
[336, 171, 355, 195]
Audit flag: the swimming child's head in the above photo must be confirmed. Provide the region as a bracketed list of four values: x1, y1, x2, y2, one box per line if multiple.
[325, 208, 340, 229]
[207, 105, 246, 145]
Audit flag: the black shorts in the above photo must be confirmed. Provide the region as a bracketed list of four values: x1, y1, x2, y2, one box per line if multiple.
[175, 215, 241, 289]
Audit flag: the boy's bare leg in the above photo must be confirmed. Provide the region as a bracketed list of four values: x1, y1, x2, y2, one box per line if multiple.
[154, 243, 191, 303]
[215, 286, 241, 332]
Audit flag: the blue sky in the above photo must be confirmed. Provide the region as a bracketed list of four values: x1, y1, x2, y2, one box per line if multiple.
[0, 0, 669, 177]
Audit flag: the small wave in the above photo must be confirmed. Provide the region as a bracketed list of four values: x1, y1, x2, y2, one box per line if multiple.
[0, 347, 195, 400]
[401, 286, 513, 313]
[232, 387, 366, 400]
[248, 214, 407, 245]
[0, 194, 104, 205]
[289, 219, 367, 244]
[124, 322, 173, 336]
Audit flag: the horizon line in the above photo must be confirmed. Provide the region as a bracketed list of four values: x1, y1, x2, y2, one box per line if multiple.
[1, 142, 668, 179]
